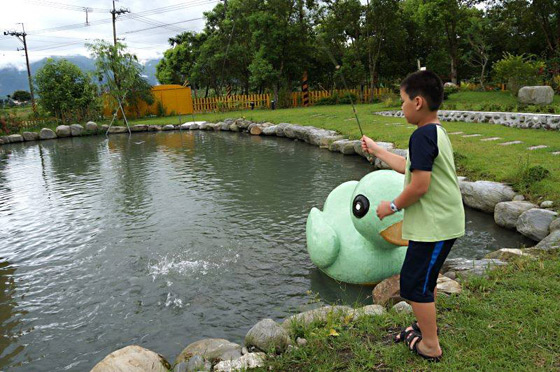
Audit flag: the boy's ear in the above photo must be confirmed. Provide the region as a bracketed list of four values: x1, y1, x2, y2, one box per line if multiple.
[414, 95, 423, 111]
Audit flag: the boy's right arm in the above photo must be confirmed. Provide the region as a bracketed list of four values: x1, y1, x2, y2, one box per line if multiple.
[361, 135, 406, 174]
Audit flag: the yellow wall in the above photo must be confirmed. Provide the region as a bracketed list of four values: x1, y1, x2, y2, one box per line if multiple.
[104, 84, 193, 118]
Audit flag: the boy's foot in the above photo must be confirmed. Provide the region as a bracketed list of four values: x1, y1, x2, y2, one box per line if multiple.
[393, 322, 420, 343]
[393, 321, 440, 343]
[405, 330, 443, 362]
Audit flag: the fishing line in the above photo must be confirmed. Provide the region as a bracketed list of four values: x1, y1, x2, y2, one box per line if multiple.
[317, 34, 373, 162]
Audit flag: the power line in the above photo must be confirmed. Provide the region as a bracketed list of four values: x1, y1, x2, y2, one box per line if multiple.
[23, 0, 110, 12]
[123, 18, 204, 35]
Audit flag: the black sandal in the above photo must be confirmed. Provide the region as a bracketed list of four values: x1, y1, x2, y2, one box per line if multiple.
[405, 330, 443, 363]
[393, 321, 439, 343]
[393, 322, 420, 343]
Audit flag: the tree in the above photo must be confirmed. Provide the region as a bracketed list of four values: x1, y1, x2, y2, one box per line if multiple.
[11, 90, 31, 102]
[87, 40, 153, 121]
[34, 58, 99, 122]
[463, 10, 491, 88]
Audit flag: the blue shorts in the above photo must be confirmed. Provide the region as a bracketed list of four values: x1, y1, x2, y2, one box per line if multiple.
[399, 239, 456, 303]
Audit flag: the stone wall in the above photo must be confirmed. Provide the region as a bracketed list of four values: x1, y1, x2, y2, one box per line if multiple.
[376, 110, 560, 130]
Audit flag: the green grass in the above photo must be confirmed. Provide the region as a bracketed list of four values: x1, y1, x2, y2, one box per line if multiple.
[111, 104, 560, 206]
[441, 91, 560, 113]
[254, 250, 560, 372]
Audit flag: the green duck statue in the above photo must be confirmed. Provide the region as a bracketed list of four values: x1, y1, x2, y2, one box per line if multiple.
[306, 170, 409, 285]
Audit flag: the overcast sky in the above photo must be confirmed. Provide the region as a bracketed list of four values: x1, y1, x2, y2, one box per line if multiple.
[0, 0, 219, 70]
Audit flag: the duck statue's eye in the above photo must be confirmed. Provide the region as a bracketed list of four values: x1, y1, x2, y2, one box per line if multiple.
[352, 194, 369, 218]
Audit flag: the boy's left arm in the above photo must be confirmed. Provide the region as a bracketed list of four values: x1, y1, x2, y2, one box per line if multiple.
[376, 170, 431, 219]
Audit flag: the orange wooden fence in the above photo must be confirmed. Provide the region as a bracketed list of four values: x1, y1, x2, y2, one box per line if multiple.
[192, 88, 391, 113]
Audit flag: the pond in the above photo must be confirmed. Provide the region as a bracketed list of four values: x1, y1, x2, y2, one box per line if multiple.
[0, 131, 533, 371]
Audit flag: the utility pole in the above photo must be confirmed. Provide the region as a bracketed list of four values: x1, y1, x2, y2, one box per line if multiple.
[4, 23, 36, 114]
[111, 0, 129, 47]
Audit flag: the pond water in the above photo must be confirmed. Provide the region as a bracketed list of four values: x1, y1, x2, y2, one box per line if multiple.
[0, 131, 533, 371]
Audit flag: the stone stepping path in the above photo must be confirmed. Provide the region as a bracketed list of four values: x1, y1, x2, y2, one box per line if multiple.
[344, 118, 355, 121]
[462, 134, 482, 138]
[553, 152, 560, 155]
[499, 141, 523, 146]
[481, 137, 502, 142]
[527, 145, 548, 150]
[448, 131, 463, 135]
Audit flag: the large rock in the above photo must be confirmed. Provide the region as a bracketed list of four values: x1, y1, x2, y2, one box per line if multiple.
[181, 355, 211, 372]
[372, 274, 402, 306]
[39, 128, 56, 140]
[7, 134, 23, 143]
[494, 201, 537, 229]
[392, 301, 412, 314]
[55, 125, 71, 137]
[518, 86, 554, 105]
[550, 218, 560, 232]
[308, 128, 339, 146]
[516, 208, 558, 241]
[262, 125, 278, 136]
[319, 135, 344, 148]
[163, 124, 175, 131]
[354, 304, 386, 318]
[436, 275, 462, 295]
[213, 352, 265, 372]
[148, 125, 162, 132]
[274, 123, 291, 137]
[282, 306, 355, 331]
[131, 124, 148, 132]
[459, 181, 516, 213]
[534, 230, 560, 250]
[22, 132, 39, 141]
[484, 248, 533, 261]
[244, 319, 291, 353]
[442, 258, 507, 276]
[108, 126, 129, 134]
[70, 124, 84, 136]
[249, 125, 263, 135]
[340, 140, 357, 155]
[174, 339, 242, 365]
[90, 345, 171, 372]
[85, 121, 98, 132]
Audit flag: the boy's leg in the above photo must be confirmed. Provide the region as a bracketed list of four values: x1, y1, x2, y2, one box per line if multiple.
[399, 239, 456, 357]
[408, 301, 441, 356]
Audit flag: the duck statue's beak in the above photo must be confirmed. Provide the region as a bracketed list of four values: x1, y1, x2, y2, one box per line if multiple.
[380, 221, 409, 246]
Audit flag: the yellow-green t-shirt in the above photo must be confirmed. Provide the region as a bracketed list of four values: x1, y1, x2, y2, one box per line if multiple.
[402, 124, 465, 242]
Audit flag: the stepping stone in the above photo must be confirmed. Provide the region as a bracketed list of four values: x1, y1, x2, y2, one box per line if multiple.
[462, 134, 482, 138]
[448, 131, 463, 135]
[552, 151, 560, 155]
[527, 145, 548, 150]
[499, 141, 523, 146]
[481, 137, 501, 142]
[344, 118, 355, 121]
[407, 126, 415, 129]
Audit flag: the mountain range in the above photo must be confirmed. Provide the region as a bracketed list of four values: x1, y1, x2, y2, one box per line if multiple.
[0, 55, 161, 97]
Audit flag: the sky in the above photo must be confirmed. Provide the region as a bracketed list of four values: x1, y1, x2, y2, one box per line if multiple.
[0, 0, 219, 70]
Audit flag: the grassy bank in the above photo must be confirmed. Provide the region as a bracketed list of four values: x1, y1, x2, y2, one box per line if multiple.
[255, 250, 560, 372]
[112, 104, 560, 206]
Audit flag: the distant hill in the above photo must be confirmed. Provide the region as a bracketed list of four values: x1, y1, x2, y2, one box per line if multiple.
[0, 55, 161, 97]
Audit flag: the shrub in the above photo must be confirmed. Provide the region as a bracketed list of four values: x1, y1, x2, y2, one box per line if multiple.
[459, 82, 477, 91]
[315, 96, 337, 106]
[493, 53, 545, 96]
[513, 160, 550, 193]
[443, 84, 459, 100]
[337, 93, 358, 104]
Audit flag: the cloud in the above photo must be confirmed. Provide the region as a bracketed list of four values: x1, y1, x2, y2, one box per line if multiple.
[0, 0, 216, 69]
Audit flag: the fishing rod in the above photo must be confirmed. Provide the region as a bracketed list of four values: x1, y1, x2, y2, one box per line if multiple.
[317, 34, 373, 163]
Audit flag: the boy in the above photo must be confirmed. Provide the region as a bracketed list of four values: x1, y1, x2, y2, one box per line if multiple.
[361, 70, 465, 362]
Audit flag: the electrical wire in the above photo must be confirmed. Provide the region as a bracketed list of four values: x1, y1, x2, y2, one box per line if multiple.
[23, 0, 110, 12]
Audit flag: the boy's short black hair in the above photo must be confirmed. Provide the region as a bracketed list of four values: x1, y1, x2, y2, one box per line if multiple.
[400, 70, 444, 111]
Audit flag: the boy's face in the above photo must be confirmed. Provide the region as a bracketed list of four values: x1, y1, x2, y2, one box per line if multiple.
[399, 88, 423, 125]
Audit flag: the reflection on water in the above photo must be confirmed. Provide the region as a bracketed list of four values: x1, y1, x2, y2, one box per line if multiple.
[0, 131, 533, 371]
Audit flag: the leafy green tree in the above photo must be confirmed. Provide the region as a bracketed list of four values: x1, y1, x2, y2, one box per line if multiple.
[34, 58, 100, 122]
[11, 90, 31, 102]
[87, 40, 153, 118]
[493, 52, 545, 95]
